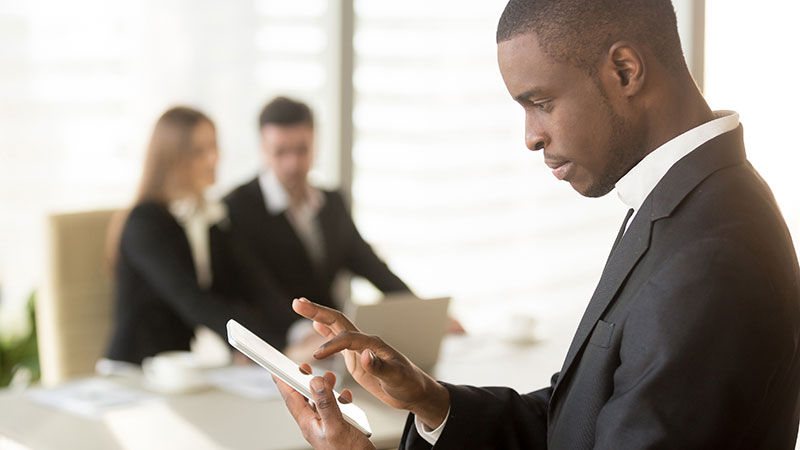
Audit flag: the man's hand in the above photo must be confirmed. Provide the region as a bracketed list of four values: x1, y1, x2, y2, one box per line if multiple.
[274, 370, 374, 450]
[285, 332, 328, 363]
[292, 298, 451, 430]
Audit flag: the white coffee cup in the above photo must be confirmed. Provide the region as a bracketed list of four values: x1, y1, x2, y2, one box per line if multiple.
[142, 351, 208, 394]
[502, 314, 538, 345]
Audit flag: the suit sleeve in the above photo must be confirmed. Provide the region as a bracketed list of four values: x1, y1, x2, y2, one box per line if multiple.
[334, 194, 411, 293]
[400, 374, 557, 450]
[215, 223, 296, 349]
[121, 206, 285, 347]
[592, 238, 797, 450]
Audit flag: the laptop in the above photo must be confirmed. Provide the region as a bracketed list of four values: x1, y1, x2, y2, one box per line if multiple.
[346, 294, 451, 373]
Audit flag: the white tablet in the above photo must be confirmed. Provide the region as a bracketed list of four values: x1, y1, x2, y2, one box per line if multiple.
[226, 319, 372, 437]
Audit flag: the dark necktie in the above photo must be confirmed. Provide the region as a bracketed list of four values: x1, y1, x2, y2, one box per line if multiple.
[608, 208, 635, 261]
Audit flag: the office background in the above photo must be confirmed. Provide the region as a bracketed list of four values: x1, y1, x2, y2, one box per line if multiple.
[0, 0, 798, 337]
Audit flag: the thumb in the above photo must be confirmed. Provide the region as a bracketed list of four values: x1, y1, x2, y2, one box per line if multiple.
[310, 376, 343, 427]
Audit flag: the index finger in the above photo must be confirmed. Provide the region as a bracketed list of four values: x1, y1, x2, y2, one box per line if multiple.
[292, 298, 359, 335]
[314, 330, 393, 360]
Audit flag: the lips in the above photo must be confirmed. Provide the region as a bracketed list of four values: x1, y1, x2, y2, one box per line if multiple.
[545, 158, 572, 181]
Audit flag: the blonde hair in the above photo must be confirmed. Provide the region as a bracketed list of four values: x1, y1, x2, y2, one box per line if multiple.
[106, 106, 214, 269]
[136, 106, 214, 204]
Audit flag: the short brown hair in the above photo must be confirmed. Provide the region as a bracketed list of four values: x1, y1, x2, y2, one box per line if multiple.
[258, 96, 314, 129]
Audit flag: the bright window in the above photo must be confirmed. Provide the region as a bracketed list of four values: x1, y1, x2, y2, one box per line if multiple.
[704, 0, 800, 243]
[349, 0, 626, 335]
[0, 0, 338, 307]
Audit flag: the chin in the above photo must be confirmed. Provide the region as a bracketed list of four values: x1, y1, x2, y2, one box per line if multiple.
[570, 178, 613, 198]
[285, 179, 305, 190]
[579, 183, 614, 198]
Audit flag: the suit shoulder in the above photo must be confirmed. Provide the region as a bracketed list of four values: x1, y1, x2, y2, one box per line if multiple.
[224, 177, 260, 205]
[322, 189, 348, 210]
[119, 202, 180, 253]
[127, 201, 169, 223]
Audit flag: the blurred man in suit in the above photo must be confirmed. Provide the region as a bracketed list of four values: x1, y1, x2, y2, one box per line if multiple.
[225, 97, 427, 357]
[272, 1, 800, 449]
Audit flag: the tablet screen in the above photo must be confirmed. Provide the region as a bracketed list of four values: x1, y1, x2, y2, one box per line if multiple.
[226, 319, 372, 437]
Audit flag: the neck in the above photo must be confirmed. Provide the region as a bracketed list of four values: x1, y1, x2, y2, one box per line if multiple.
[641, 72, 715, 158]
[167, 187, 204, 204]
[288, 186, 309, 207]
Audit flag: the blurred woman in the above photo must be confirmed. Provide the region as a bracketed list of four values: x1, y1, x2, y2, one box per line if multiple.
[105, 107, 294, 364]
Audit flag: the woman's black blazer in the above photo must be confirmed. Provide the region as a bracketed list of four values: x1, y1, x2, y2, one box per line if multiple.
[105, 201, 294, 364]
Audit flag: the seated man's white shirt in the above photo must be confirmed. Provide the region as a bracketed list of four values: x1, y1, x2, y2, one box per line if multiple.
[259, 170, 327, 346]
[414, 110, 740, 445]
[259, 170, 326, 267]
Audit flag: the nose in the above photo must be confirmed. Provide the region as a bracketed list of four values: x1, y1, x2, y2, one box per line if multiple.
[286, 153, 301, 172]
[525, 114, 548, 152]
[206, 147, 219, 171]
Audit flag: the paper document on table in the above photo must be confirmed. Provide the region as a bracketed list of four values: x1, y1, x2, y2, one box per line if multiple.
[28, 378, 154, 420]
[205, 365, 280, 400]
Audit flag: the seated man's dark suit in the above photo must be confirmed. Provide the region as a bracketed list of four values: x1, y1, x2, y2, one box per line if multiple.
[106, 202, 296, 364]
[224, 178, 410, 311]
[400, 127, 800, 449]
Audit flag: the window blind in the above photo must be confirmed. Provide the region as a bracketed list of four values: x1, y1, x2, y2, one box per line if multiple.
[350, 0, 625, 333]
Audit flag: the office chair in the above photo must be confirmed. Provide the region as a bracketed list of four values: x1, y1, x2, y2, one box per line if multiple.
[37, 209, 119, 386]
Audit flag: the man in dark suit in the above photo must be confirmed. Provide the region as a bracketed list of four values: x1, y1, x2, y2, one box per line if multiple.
[272, 1, 800, 449]
[224, 97, 416, 355]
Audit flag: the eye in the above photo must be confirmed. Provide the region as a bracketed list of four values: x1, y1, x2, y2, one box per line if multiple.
[532, 100, 551, 111]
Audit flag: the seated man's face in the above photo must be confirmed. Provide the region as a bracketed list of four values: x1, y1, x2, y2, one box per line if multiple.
[261, 123, 315, 195]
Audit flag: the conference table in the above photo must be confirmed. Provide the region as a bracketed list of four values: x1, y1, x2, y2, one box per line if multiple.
[0, 313, 578, 450]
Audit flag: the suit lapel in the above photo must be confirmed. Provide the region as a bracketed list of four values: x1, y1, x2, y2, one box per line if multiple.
[250, 178, 317, 272]
[550, 125, 747, 399]
[316, 192, 336, 275]
[245, 179, 272, 237]
[553, 204, 653, 395]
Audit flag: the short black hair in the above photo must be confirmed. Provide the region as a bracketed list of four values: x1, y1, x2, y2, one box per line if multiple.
[497, 0, 685, 73]
[258, 96, 314, 129]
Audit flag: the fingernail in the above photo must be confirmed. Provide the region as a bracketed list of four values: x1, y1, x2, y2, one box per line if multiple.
[313, 347, 323, 358]
[310, 377, 326, 394]
[368, 350, 377, 364]
[299, 298, 310, 303]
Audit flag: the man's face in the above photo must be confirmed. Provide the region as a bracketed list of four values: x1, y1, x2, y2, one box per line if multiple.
[260, 123, 315, 194]
[497, 32, 643, 197]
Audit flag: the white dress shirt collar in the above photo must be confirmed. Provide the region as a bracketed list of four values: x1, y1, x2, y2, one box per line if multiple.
[168, 197, 227, 290]
[414, 113, 743, 447]
[258, 169, 324, 216]
[615, 110, 740, 212]
[258, 169, 327, 269]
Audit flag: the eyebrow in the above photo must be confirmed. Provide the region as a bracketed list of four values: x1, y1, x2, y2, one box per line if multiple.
[513, 88, 546, 103]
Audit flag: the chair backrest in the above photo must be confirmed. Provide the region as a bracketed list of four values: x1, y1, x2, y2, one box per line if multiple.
[37, 209, 120, 386]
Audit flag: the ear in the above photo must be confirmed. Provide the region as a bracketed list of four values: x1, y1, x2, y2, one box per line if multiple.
[604, 41, 645, 97]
